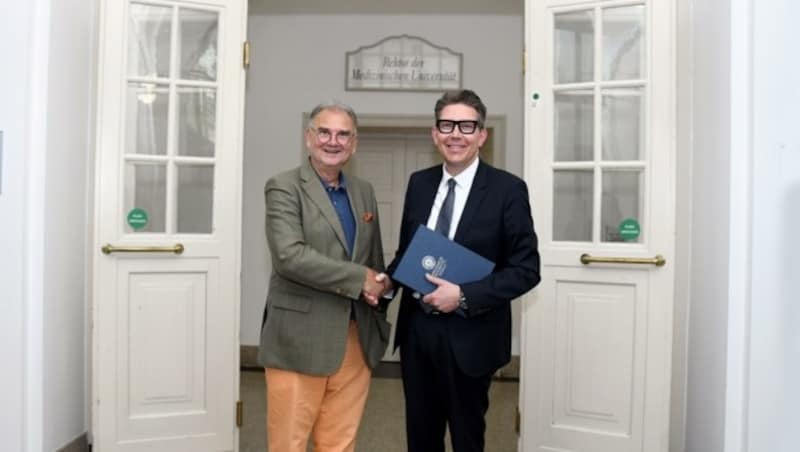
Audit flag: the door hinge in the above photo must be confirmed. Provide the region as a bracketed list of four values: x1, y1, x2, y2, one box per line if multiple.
[236, 400, 243, 427]
[522, 50, 527, 76]
[515, 405, 520, 435]
[243, 41, 251, 70]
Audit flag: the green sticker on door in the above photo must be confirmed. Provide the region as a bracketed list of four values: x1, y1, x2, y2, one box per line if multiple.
[127, 208, 149, 230]
[618, 218, 641, 241]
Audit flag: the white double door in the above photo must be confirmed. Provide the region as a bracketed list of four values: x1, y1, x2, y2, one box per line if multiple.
[90, 1, 677, 451]
[92, 1, 247, 451]
[521, 1, 676, 452]
[347, 131, 441, 362]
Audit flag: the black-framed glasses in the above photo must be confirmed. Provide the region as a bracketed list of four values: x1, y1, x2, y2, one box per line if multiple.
[436, 119, 480, 135]
[312, 127, 356, 145]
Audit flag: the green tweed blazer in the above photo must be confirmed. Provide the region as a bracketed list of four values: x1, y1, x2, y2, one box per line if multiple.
[258, 159, 391, 375]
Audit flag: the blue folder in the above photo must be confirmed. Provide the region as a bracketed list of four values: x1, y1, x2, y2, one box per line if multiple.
[392, 224, 495, 295]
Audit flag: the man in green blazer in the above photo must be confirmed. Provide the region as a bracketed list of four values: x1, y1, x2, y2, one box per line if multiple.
[258, 101, 391, 452]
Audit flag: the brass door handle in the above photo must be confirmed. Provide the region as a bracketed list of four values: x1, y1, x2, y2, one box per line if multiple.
[580, 253, 665, 267]
[101, 243, 184, 255]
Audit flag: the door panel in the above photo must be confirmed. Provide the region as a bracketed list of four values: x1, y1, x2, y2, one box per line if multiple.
[406, 136, 441, 169]
[116, 259, 221, 437]
[349, 137, 406, 278]
[93, 0, 247, 451]
[523, 1, 675, 451]
[539, 268, 647, 450]
[349, 135, 409, 362]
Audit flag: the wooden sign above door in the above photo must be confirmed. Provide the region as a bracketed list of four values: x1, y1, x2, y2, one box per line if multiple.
[345, 34, 462, 92]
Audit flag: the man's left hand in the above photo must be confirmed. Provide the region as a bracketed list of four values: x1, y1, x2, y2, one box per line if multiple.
[422, 274, 460, 313]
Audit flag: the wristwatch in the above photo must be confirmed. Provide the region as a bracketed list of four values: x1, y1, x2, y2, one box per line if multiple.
[458, 291, 469, 311]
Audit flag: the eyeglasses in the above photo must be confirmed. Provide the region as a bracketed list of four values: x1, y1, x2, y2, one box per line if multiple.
[436, 120, 480, 135]
[311, 127, 356, 145]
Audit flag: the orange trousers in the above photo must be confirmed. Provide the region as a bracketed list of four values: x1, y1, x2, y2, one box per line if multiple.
[265, 321, 371, 452]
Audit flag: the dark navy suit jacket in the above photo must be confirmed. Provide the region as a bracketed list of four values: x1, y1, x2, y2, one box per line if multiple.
[387, 160, 541, 377]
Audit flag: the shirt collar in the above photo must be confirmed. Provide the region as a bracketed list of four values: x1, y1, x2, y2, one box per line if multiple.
[319, 172, 347, 191]
[442, 158, 479, 189]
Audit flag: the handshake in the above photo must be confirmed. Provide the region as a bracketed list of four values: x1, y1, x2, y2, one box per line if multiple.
[362, 268, 394, 306]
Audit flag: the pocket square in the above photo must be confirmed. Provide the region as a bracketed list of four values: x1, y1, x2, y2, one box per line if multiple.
[362, 212, 374, 222]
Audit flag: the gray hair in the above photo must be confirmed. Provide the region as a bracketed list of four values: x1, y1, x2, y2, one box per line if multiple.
[307, 101, 359, 131]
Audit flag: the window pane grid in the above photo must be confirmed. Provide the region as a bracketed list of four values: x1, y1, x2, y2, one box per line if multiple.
[550, 2, 648, 244]
[124, 1, 220, 236]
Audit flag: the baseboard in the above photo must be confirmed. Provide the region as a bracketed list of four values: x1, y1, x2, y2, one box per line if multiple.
[241, 345, 260, 370]
[240, 345, 520, 380]
[56, 433, 89, 452]
[372, 361, 402, 378]
[495, 355, 520, 380]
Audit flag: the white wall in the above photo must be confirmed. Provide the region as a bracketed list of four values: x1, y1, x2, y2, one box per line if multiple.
[241, 14, 525, 347]
[684, 0, 732, 450]
[42, 0, 96, 450]
[681, 1, 800, 452]
[0, 2, 36, 451]
[747, 2, 800, 451]
[0, 1, 94, 451]
[250, 0, 523, 15]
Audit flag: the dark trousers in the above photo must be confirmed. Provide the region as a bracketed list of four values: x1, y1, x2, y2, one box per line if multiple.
[400, 309, 493, 452]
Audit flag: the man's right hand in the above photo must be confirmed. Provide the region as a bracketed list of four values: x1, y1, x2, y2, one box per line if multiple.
[362, 268, 391, 306]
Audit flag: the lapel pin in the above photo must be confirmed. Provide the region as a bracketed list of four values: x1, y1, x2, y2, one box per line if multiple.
[362, 212, 374, 223]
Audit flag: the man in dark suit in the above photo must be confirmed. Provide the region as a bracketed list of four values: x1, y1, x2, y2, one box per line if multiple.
[385, 90, 541, 452]
[258, 102, 391, 452]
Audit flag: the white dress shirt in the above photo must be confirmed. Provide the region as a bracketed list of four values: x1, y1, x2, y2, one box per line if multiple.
[425, 158, 479, 240]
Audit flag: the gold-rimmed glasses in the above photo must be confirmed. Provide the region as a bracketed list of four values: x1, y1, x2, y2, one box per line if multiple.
[311, 127, 356, 145]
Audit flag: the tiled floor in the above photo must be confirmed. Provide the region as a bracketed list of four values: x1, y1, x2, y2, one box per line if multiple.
[239, 370, 519, 452]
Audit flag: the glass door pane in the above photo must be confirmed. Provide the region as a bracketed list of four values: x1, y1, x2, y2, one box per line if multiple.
[177, 165, 214, 233]
[177, 87, 216, 157]
[602, 5, 645, 81]
[555, 90, 594, 162]
[128, 3, 172, 78]
[601, 170, 643, 243]
[602, 88, 644, 161]
[554, 10, 595, 84]
[124, 162, 167, 233]
[126, 82, 169, 156]
[553, 170, 593, 241]
[179, 8, 218, 81]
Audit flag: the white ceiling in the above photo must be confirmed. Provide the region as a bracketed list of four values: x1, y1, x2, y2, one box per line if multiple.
[249, 0, 523, 15]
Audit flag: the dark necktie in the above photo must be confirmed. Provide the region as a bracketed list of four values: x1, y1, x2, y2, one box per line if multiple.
[435, 178, 456, 238]
[418, 178, 456, 315]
